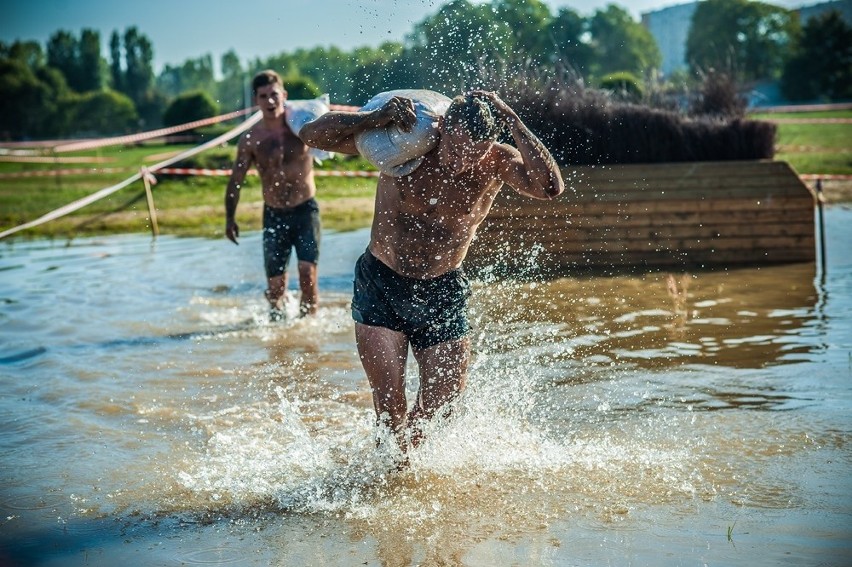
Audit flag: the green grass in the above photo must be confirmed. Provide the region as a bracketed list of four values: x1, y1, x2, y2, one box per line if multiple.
[0, 143, 378, 239]
[750, 110, 852, 175]
[2, 112, 849, 240]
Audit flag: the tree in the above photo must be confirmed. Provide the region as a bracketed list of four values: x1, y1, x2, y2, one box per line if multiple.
[405, 0, 514, 93]
[217, 49, 246, 112]
[71, 90, 138, 135]
[600, 71, 644, 102]
[156, 54, 216, 98]
[588, 5, 661, 79]
[259, 45, 368, 104]
[547, 7, 593, 73]
[0, 58, 71, 139]
[45, 29, 105, 93]
[109, 27, 158, 127]
[122, 27, 155, 107]
[78, 29, 106, 92]
[162, 90, 219, 128]
[686, 0, 799, 82]
[282, 75, 321, 100]
[492, 0, 554, 62]
[109, 31, 123, 92]
[46, 30, 78, 89]
[781, 10, 852, 102]
[0, 40, 45, 69]
[347, 43, 405, 105]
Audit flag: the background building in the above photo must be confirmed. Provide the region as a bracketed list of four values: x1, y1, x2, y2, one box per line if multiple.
[642, 0, 852, 78]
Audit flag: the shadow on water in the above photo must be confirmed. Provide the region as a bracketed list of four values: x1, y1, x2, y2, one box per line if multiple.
[0, 320, 260, 366]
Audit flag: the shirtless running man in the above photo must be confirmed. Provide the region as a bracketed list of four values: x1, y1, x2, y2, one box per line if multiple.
[225, 69, 320, 319]
[300, 90, 564, 451]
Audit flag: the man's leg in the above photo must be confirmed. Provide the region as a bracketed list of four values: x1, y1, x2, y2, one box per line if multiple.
[266, 274, 288, 310]
[355, 322, 410, 449]
[297, 260, 318, 316]
[409, 337, 471, 447]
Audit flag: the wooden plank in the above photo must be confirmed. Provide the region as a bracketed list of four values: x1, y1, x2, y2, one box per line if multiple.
[472, 234, 815, 254]
[501, 183, 813, 203]
[560, 160, 799, 181]
[567, 183, 809, 200]
[565, 172, 802, 191]
[486, 196, 815, 217]
[475, 222, 815, 242]
[479, 209, 815, 229]
[466, 161, 816, 269]
[466, 247, 816, 269]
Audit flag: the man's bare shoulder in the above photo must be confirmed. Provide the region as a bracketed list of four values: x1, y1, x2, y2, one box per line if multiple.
[481, 142, 519, 174]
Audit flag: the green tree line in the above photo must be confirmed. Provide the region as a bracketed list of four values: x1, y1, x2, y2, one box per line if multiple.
[1, 0, 849, 141]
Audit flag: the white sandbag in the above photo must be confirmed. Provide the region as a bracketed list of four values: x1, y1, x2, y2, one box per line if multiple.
[286, 94, 334, 164]
[354, 89, 452, 177]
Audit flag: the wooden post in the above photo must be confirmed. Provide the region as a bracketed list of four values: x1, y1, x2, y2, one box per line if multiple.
[816, 178, 826, 277]
[140, 167, 159, 238]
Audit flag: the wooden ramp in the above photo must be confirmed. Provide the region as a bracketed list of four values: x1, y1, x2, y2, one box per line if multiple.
[466, 160, 816, 275]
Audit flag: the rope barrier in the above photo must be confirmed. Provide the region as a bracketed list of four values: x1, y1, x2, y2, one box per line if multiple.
[0, 166, 381, 180]
[156, 167, 380, 178]
[0, 102, 361, 156]
[0, 99, 373, 239]
[0, 168, 132, 179]
[0, 111, 262, 240]
[51, 108, 257, 153]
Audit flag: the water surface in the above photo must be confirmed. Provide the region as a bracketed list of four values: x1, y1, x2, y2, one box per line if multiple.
[1, 207, 850, 566]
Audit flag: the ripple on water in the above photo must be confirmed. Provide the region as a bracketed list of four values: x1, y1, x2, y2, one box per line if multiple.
[0, 492, 66, 511]
[177, 547, 247, 565]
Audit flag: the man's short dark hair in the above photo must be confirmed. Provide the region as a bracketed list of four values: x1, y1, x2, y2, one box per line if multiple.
[444, 94, 502, 142]
[252, 69, 283, 96]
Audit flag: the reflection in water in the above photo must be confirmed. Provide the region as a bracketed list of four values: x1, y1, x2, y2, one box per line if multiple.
[471, 261, 818, 370]
[0, 219, 850, 566]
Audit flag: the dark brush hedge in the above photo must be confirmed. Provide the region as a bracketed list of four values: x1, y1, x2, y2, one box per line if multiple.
[479, 66, 775, 167]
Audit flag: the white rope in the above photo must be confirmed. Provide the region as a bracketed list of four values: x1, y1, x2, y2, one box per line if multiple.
[0, 111, 261, 240]
[51, 108, 256, 153]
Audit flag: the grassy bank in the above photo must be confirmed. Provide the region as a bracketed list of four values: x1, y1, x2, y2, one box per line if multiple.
[1, 110, 849, 240]
[0, 142, 379, 239]
[750, 109, 852, 176]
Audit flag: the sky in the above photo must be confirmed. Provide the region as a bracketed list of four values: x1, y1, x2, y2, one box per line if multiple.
[3, 0, 806, 75]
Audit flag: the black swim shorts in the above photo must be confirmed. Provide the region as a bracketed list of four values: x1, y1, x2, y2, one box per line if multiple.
[351, 249, 471, 350]
[262, 199, 321, 278]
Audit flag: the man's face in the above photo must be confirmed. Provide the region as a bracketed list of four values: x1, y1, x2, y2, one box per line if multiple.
[255, 84, 286, 118]
[437, 122, 494, 175]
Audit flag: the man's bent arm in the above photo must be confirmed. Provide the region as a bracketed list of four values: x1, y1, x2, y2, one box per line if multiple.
[299, 96, 417, 154]
[475, 91, 564, 200]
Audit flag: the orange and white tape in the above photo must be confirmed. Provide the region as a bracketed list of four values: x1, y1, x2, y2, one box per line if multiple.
[1, 102, 361, 156]
[51, 108, 257, 153]
[0, 112, 262, 240]
[0, 166, 381, 180]
[0, 168, 132, 179]
[156, 167, 379, 178]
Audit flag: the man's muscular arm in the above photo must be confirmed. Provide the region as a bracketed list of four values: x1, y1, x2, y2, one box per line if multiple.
[473, 90, 564, 201]
[224, 135, 253, 244]
[299, 96, 417, 154]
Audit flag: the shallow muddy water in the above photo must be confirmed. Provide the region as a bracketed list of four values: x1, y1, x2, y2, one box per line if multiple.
[1, 207, 850, 566]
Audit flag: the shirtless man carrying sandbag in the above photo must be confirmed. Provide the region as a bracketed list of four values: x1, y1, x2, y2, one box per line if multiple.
[225, 70, 328, 319]
[300, 90, 564, 454]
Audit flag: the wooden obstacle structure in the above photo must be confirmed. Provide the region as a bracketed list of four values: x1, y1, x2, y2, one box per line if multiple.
[466, 160, 816, 275]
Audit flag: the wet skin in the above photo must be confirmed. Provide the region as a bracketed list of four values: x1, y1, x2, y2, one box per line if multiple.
[225, 83, 319, 315]
[300, 90, 564, 451]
